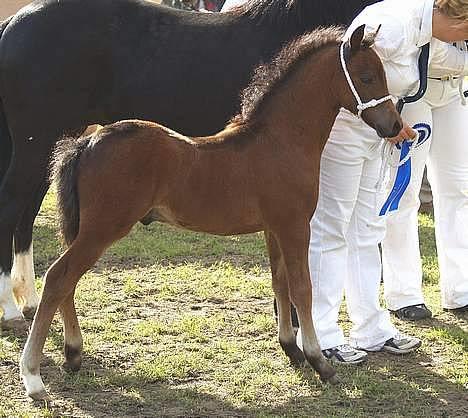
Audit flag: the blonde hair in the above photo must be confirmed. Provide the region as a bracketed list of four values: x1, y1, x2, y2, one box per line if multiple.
[435, 0, 468, 21]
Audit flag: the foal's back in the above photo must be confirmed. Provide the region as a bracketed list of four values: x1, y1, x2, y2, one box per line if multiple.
[79, 121, 265, 235]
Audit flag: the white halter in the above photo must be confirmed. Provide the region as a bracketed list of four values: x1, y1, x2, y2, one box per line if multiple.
[339, 42, 393, 118]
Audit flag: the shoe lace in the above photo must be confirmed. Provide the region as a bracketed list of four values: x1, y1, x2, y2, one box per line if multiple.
[334, 344, 355, 353]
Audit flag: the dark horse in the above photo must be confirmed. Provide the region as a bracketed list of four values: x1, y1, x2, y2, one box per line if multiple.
[0, 0, 380, 330]
[21, 25, 402, 400]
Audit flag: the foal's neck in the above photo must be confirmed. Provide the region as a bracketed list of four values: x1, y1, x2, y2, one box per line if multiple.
[254, 46, 341, 154]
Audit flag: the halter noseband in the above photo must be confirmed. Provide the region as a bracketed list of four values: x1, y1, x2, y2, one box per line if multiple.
[339, 42, 393, 119]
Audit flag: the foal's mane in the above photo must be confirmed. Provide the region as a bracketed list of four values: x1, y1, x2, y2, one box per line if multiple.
[193, 26, 344, 147]
[238, 26, 344, 125]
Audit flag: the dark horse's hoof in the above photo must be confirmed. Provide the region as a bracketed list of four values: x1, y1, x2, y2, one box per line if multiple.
[22, 306, 38, 320]
[1, 317, 29, 334]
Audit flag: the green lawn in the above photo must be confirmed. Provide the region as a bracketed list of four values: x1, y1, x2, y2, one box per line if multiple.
[0, 192, 466, 417]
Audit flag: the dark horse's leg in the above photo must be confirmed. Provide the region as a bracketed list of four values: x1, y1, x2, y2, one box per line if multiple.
[272, 220, 338, 384]
[12, 179, 49, 319]
[0, 98, 27, 330]
[9, 125, 90, 324]
[0, 130, 54, 332]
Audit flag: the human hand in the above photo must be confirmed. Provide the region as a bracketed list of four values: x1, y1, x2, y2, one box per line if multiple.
[386, 122, 417, 144]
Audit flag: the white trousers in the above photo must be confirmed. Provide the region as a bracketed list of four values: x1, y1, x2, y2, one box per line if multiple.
[382, 79, 468, 310]
[309, 109, 398, 351]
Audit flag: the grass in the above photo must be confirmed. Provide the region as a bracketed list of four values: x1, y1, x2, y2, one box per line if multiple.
[0, 192, 467, 417]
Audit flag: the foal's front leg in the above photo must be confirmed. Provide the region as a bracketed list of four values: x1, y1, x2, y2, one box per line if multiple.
[265, 230, 305, 366]
[274, 223, 338, 384]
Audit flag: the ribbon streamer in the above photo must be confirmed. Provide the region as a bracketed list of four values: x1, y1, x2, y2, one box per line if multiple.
[379, 140, 412, 216]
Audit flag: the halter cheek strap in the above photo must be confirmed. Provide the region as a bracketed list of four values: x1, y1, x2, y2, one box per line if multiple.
[339, 42, 393, 118]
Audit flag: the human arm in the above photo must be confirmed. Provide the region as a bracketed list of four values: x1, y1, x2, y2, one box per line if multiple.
[429, 39, 468, 76]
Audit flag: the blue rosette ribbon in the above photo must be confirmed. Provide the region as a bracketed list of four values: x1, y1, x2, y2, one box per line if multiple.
[379, 123, 431, 216]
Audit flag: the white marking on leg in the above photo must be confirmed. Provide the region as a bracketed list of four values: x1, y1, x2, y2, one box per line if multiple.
[0, 272, 23, 321]
[20, 340, 46, 398]
[12, 244, 40, 310]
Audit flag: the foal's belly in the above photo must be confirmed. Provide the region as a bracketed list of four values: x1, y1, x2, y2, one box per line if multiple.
[148, 206, 263, 236]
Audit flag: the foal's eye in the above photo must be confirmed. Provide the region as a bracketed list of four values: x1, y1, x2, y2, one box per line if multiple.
[360, 75, 374, 84]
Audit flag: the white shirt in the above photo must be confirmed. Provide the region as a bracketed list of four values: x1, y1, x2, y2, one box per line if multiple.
[221, 0, 246, 12]
[345, 0, 468, 98]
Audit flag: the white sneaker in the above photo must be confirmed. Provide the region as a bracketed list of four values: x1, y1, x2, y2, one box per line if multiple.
[322, 344, 368, 365]
[382, 333, 421, 354]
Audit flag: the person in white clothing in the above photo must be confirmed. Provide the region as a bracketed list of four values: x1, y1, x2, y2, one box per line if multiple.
[307, 0, 468, 364]
[223, 0, 468, 364]
[382, 38, 468, 321]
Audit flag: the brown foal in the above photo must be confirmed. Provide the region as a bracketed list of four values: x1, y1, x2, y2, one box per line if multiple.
[21, 25, 402, 399]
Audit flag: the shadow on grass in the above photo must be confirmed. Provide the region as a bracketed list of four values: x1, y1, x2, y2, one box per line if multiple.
[33, 221, 269, 278]
[416, 316, 467, 352]
[3, 320, 464, 418]
[23, 346, 466, 418]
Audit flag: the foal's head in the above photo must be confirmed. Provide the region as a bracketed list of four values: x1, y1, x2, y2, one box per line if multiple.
[337, 25, 402, 138]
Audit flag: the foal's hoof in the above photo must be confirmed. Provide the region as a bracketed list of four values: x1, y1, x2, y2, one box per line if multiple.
[63, 344, 82, 372]
[324, 373, 341, 386]
[62, 358, 82, 373]
[1, 317, 29, 333]
[22, 306, 37, 321]
[28, 389, 51, 402]
[289, 349, 306, 367]
[22, 373, 49, 401]
[280, 340, 306, 366]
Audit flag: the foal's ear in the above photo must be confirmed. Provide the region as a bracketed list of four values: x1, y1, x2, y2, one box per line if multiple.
[349, 24, 366, 54]
[362, 24, 381, 48]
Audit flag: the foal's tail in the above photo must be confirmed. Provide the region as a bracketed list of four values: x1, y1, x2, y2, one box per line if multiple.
[50, 136, 92, 246]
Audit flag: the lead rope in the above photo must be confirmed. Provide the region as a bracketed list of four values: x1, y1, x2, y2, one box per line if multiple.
[339, 40, 418, 212]
[375, 132, 418, 192]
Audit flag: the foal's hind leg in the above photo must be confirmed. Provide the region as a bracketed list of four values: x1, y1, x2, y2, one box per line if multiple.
[265, 230, 305, 366]
[60, 290, 83, 372]
[20, 240, 106, 400]
[21, 215, 136, 399]
[274, 222, 337, 384]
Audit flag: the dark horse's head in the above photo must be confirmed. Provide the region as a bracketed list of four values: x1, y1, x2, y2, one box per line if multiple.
[338, 25, 402, 138]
